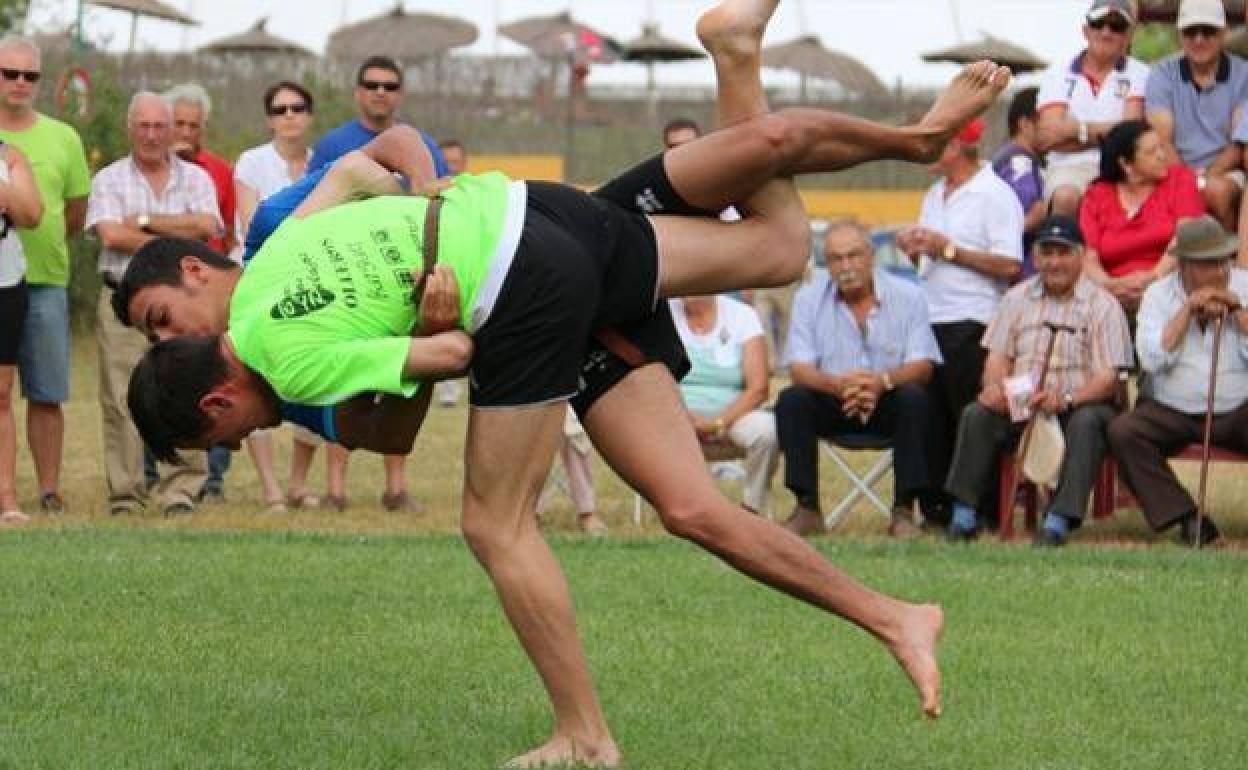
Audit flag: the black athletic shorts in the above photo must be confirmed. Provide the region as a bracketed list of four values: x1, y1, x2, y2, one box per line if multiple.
[0, 280, 28, 365]
[469, 156, 704, 415]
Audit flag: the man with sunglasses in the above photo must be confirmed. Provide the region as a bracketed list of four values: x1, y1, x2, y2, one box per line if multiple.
[1036, 0, 1149, 217]
[307, 55, 450, 513]
[0, 36, 90, 516]
[1148, 0, 1248, 232]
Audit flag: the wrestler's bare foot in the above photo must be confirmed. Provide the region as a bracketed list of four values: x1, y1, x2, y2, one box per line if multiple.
[503, 734, 621, 769]
[887, 602, 944, 718]
[696, 0, 780, 65]
[912, 61, 1011, 162]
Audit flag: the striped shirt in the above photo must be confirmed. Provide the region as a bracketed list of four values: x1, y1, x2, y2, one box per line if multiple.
[983, 275, 1133, 395]
[85, 154, 222, 282]
[784, 268, 943, 374]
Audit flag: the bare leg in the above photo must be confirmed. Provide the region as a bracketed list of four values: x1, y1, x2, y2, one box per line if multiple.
[583, 365, 944, 718]
[286, 435, 319, 505]
[0, 367, 22, 515]
[383, 453, 406, 498]
[244, 432, 284, 508]
[26, 401, 63, 499]
[325, 442, 349, 508]
[461, 405, 619, 768]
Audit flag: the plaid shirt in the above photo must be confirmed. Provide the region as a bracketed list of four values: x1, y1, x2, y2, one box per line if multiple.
[85, 154, 222, 282]
[982, 275, 1133, 395]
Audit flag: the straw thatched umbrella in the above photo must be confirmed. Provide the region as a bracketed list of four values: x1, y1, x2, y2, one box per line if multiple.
[763, 35, 885, 100]
[622, 22, 705, 117]
[1136, 0, 1245, 23]
[198, 17, 312, 57]
[326, 4, 478, 62]
[499, 11, 622, 63]
[921, 34, 1048, 74]
[85, 0, 197, 52]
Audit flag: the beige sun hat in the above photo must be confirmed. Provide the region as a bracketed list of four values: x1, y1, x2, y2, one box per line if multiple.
[1022, 413, 1065, 488]
[1172, 215, 1239, 262]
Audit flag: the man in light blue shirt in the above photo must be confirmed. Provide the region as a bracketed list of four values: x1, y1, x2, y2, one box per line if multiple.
[775, 219, 944, 537]
[1109, 215, 1248, 545]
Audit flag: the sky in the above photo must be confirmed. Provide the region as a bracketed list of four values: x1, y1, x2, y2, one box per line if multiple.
[31, 0, 1100, 88]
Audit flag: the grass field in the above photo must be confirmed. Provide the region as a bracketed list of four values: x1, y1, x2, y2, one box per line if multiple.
[2, 344, 1248, 768]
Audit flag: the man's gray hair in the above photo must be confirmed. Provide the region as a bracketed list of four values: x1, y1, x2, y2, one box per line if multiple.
[163, 82, 212, 121]
[0, 35, 41, 65]
[824, 217, 874, 251]
[127, 91, 172, 125]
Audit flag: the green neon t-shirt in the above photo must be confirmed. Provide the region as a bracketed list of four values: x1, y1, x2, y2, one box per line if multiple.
[229, 171, 522, 406]
[0, 115, 91, 287]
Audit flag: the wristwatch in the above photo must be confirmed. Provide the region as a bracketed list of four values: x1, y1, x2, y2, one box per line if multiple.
[137, 214, 151, 231]
[1077, 121, 1089, 146]
[942, 241, 957, 261]
[1064, 390, 1075, 412]
[881, 371, 895, 392]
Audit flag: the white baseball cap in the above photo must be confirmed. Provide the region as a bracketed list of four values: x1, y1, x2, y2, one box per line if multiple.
[1178, 0, 1227, 30]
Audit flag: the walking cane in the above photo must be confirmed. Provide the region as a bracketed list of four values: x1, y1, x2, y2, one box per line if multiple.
[1194, 312, 1225, 551]
[1003, 321, 1078, 537]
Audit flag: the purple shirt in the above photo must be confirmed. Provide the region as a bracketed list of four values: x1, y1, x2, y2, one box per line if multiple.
[991, 141, 1043, 277]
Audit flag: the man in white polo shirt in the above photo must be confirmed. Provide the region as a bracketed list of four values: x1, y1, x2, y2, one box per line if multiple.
[897, 118, 1024, 524]
[1037, 0, 1150, 217]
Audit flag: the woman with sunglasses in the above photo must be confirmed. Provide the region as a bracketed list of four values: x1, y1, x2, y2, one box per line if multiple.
[233, 81, 315, 512]
[0, 141, 43, 524]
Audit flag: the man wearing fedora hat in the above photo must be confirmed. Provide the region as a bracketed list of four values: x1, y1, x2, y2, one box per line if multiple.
[944, 215, 1133, 544]
[1109, 214, 1248, 546]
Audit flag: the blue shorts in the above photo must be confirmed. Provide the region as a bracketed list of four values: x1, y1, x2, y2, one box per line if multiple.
[18, 284, 70, 403]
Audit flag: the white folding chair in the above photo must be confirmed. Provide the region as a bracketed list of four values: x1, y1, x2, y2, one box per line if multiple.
[819, 434, 894, 529]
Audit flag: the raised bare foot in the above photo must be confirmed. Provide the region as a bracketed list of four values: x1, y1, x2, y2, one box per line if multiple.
[696, 0, 780, 62]
[914, 60, 1011, 162]
[503, 734, 621, 769]
[888, 603, 944, 718]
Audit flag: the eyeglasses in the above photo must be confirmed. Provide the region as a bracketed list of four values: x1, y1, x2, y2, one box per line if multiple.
[358, 80, 401, 93]
[1182, 25, 1221, 40]
[267, 103, 309, 116]
[1087, 16, 1130, 34]
[0, 68, 41, 83]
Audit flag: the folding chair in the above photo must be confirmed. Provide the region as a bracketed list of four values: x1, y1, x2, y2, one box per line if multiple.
[819, 433, 894, 529]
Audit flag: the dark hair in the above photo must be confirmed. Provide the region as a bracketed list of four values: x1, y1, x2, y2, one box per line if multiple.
[264, 80, 314, 114]
[1098, 119, 1153, 183]
[356, 56, 402, 85]
[439, 138, 464, 152]
[112, 237, 238, 327]
[128, 336, 229, 464]
[1006, 86, 1038, 136]
[662, 118, 701, 143]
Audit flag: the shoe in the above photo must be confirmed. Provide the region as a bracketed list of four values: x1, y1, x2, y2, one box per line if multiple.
[1033, 528, 1067, 548]
[109, 497, 142, 516]
[0, 510, 30, 525]
[577, 512, 609, 538]
[322, 494, 348, 512]
[259, 499, 288, 515]
[782, 504, 827, 537]
[888, 507, 920, 539]
[162, 500, 195, 517]
[285, 492, 321, 510]
[945, 524, 979, 543]
[39, 492, 65, 514]
[381, 491, 424, 513]
[1178, 514, 1220, 547]
[198, 487, 226, 505]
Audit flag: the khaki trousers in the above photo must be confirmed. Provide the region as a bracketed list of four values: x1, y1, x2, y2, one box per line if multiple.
[97, 290, 207, 508]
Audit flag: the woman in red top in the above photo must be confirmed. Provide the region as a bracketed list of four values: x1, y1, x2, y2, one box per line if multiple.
[1078, 119, 1205, 312]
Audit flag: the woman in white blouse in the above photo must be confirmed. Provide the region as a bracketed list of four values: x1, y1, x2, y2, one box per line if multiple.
[0, 143, 43, 523]
[234, 81, 315, 511]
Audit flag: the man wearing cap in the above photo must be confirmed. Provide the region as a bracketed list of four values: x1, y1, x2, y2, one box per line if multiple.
[896, 118, 1024, 521]
[1036, 0, 1150, 217]
[1109, 214, 1248, 546]
[944, 215, 1133, 544]
[1147, 0, 1248, 232]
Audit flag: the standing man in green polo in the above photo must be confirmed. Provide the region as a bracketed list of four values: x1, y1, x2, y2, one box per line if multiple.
[0, 36, 90, 514]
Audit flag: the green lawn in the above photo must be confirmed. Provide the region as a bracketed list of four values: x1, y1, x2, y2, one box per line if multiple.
[2, 529, 1245, 769]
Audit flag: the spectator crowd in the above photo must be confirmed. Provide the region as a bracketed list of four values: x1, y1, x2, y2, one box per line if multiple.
[2, 0, 1248, 548]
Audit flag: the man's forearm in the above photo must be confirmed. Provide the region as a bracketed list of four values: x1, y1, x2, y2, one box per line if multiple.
[147, 213, 218, 240]
[1071, 370, 1117, 407]
[363, 125, 437, 187]
[949, 246, 1021, 281]
[790, 363, 840, 397]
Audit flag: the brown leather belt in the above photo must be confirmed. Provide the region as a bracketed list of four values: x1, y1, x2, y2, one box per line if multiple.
[417, 195, 443, 295]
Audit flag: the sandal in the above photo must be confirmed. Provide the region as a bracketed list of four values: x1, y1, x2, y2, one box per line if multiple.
[284, 492, 321, 510]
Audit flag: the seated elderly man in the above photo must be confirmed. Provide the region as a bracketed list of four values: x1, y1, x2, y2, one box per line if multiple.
[1109, 215, 1248, 546]
[776, 219, 944, 538]
[670, 294, 777, 515]
[945, 215, 1133, 545]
